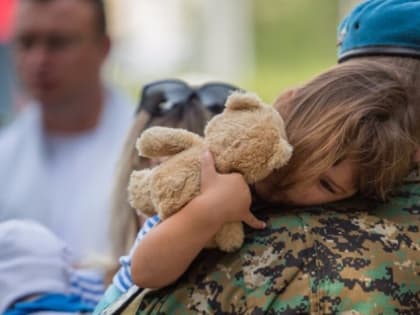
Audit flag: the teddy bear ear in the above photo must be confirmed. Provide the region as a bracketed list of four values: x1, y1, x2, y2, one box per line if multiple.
[268, 138, 293, 170]
[224, 91, 266, 111]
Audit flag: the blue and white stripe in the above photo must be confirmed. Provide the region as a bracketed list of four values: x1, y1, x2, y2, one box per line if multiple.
[113, 215, 160, 292]
[70, 268, 105, 307]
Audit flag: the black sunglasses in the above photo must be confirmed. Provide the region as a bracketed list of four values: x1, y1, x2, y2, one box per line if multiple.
[136, 79, 241, 116]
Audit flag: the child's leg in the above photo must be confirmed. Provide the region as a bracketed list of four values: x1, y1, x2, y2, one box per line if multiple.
[93, 284, 123, 315]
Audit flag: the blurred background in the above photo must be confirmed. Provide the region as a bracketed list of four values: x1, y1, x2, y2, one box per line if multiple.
[0, 0, 360, 127]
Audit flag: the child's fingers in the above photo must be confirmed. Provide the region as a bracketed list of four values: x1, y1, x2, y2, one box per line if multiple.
[200, 149, 217, 188]
[243, 213, 266, 230]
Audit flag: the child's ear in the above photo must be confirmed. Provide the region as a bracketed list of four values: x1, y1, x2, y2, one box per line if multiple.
[413, 147, 420, 163]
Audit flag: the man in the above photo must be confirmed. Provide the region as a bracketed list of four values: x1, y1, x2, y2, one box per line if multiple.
[337, 0, 420, 165]
[0, 0, 133, 262]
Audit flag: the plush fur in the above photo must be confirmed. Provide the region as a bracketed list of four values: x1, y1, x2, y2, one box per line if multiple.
[128, 92, 293, 252]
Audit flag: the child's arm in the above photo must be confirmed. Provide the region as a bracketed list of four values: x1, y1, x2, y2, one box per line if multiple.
[112, 215, 160, 292]
[130, 150, 266, 289]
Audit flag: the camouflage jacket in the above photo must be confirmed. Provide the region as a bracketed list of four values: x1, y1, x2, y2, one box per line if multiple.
[124, 178, 420, 315]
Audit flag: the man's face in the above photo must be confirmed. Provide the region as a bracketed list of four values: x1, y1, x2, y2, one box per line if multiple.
[12, 0, 109, 108]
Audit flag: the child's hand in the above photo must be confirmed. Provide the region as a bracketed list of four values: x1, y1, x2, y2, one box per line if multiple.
[199, 150, 266, 229]
[130, 150, 265, 289]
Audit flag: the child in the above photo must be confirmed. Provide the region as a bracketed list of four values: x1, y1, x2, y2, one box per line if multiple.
[108, 80, 227, 265]
[128, 60, 418, 290]
[94, 80, 239, 313]
[98, 1, 420, 312]
[0, 219, 104, 315]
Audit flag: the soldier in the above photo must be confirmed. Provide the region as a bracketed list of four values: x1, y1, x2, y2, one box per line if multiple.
[100, 0, 420, 314]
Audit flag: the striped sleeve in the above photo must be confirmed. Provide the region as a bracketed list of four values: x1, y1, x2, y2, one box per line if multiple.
[70, 268, 105, 307]
[112, 215, 160, 293]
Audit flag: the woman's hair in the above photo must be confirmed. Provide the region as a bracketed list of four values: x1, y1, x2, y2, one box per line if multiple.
[106, 97, 214, 282]
[274, 60, 419, 201]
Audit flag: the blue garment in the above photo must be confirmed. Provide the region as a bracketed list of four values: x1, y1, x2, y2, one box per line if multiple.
[94, 215, 159, 314]
[70, 269, 105, 307]
[337, 0, 420, 61]
[112, 215, 160, 292]
[4, 293, 93, 315]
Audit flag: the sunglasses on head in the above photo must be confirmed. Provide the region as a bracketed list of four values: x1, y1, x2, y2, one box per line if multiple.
[136, 79, 241, 116]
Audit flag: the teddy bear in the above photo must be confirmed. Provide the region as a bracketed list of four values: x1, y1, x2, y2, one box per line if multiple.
[128, 91, 293, 252]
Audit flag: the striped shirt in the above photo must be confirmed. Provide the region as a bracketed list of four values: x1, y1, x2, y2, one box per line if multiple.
[70, 268, 105, 307]
[112, 215, 160, 292]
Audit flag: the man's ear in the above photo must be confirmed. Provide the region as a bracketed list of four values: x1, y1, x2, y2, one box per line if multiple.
[98, 34, 111, 61]
[413, 147, 420, 163]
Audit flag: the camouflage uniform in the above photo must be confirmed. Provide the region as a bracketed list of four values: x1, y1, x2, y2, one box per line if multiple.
[121, 172, 420, 315]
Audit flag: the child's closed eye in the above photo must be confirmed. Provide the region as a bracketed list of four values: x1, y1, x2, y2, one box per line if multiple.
[319, 179, 336, 194]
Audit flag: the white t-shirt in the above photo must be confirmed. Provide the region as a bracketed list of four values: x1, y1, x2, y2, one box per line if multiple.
[0, 88, 133, 261]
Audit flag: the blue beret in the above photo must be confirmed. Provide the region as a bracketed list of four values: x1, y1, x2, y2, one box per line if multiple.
[337, 0, 420, 62]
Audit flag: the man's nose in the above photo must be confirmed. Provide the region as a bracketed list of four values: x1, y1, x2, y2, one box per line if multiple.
[25, 43, 51, 70]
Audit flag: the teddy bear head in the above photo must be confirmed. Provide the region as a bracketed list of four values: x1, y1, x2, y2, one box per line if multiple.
[205, 92, 292, 183]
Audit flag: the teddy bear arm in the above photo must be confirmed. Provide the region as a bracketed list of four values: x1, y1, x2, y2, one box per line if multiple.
[268, 138, 293, 170]
[128, 169, 156, 217]
[151, 158, 201, 219]
[137, 127, 204, 158]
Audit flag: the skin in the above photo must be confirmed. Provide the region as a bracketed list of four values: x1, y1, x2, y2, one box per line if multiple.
[131, 150, 359, 289]
[131, 151, 265, 288]
[11, 0, 110, 133]
[415, 150, 420, 163]
[128, 88, 375, 289]
[255, 159, 359, 206]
